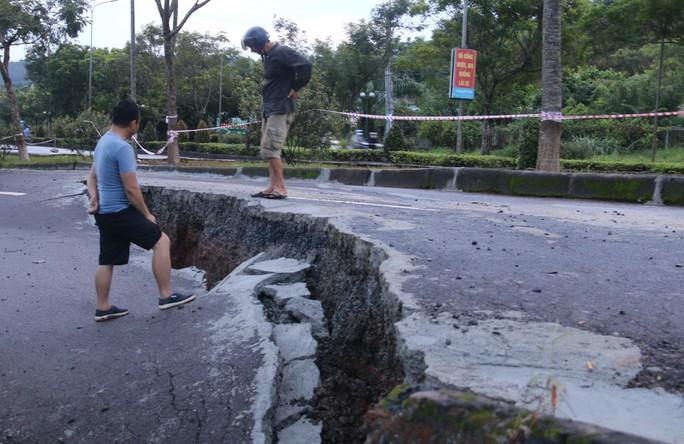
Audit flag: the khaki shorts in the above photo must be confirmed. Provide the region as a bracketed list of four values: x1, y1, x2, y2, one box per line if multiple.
[260, 113, 295, 160]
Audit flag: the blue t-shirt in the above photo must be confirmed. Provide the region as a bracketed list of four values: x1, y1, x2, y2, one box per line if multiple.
[93, 130, 136, 214]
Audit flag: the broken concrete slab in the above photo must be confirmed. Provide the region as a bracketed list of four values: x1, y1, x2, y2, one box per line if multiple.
[273, 324, 317, 364]
[280, 359, 320, 405]
[246, 258, 311, 283]
[262, 282, 311, 306]
[275, 402, 308, 429]
[397, 312, 684, 444]
[284, 297, 327, 338]
[277, 417, 322, 444]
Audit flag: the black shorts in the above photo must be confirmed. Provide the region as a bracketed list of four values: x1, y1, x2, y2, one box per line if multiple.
[94, 207, 162, 266]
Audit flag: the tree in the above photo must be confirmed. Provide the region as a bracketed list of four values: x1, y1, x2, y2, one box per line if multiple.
[154, 0, 212, 164]
[383, 122, 408, 152]
[141, 121, 157, 142]
[371, 0, 413, 137]
[175, 32, 228, 126]
[584, 0, 684, 161]
[0, 0, 87, 160]
[416, 0, 546, 154]
[536, 0, 562, 172]
[194, 119, 209, 143]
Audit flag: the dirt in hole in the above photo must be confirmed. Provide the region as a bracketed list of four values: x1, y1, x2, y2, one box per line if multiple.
[146, 188, 406, 443]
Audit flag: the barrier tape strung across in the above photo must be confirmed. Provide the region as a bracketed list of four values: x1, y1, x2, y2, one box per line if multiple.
[316, 109, 684, 122]
[157, 120, 261, 153]
[138, 109, 683, 155]
[28, 139, 57, 146]
[132, 135, 173, 156]
[0, 134, 23, 142]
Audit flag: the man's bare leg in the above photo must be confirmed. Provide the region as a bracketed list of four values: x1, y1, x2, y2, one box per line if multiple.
[152, 233, 173, 299]
[95, 265, 114, 311]
[269, 158, 287, 195]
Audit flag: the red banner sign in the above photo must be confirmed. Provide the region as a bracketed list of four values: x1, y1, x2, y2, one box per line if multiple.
[450, 48, 477, 100]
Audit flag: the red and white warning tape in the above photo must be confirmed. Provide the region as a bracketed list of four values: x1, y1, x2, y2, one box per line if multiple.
[0, 134, 23, 142]
[317, 109, 684, 122]
[132, 135, 173, 156]
[140, 109, 683, 156]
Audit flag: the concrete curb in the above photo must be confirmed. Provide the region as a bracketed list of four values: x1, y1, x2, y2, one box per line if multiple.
[139, 165, 683, 207]
[365, 386, 661, 444]
[5, 163, 682, 206]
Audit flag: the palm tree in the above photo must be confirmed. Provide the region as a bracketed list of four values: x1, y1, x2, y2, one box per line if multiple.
[536, 0, 562, 172]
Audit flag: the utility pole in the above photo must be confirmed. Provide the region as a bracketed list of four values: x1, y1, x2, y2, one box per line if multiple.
[217, 52, 224, 127]
[88, 6, 94, 110]
[456, 0, 468, 153]
[130, 0, 136, 100]
[384, 63, 394, 138]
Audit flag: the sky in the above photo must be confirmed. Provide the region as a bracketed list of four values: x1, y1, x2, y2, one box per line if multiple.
[13, 0, 407, 61]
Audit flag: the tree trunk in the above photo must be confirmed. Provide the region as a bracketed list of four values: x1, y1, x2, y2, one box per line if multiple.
[164, 38, 180, 164]
[480, 120, 492, 155]
[536, 0, 562, 172]
[1, 47, 29, 161]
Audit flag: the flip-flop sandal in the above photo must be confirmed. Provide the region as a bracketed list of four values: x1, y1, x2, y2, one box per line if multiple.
[264, 192, 287, 200]
[251, 191, 272, 198]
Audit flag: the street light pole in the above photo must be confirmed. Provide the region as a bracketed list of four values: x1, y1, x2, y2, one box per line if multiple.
[88, 0, 120, 110]
[217, 52, 224, 127]
[130, 0, 136, 100]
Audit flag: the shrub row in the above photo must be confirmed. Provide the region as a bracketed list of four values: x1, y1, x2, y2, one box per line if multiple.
[52, 139, 684, 175]
[561, 159, 684, 175]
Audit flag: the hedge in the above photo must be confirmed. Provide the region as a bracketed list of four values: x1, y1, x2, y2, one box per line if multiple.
[48, 139, 684, 175]
[561, 159, 684, 175]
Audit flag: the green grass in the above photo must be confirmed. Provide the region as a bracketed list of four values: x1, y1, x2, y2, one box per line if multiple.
[589, 148, 684, 164]
[0, 154, 90, 168]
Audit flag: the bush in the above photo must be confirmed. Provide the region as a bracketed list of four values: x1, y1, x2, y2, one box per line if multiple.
[561, 136, 620, 160]
[561, 159, 684, 175]
[141, 121, 157, 142]
[389, 151, 515, 168]
[497, 119, 540, 169]
[175, 120, 189, 143]
[218, 132, 246, 144]
[384, 124, 408, 152]
[194, 120, 210, 143]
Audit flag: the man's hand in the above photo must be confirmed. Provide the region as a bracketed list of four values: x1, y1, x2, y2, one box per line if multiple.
[88, 196, 99, 215]
[288, 89, 300, 100]
[145, 213, 157, 225]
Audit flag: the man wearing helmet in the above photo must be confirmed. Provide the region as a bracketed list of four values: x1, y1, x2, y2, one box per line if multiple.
[241, 26, 312, 199]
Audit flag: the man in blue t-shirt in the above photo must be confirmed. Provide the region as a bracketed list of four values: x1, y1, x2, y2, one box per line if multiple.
[86, 99, 195, 321]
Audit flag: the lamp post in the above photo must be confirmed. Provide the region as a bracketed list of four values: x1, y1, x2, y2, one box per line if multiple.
[359, 91, 376, 146]
[217, 52, 224, 127]
[88, 0, 120, 110]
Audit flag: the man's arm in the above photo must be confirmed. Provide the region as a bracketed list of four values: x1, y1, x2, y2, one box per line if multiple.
[86, 165, 99, 214]
[282, 47, 312, 93]
[120, 172, 155, 224]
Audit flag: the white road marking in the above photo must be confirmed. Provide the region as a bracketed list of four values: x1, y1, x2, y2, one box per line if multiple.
[287, 196, 436, 212]
[0, 192, 26, 196]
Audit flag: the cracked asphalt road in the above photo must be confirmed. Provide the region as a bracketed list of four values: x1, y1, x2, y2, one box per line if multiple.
[2, 168, 683, 442]
[136, 168, 684, 395]
[0, 170, 265, 443]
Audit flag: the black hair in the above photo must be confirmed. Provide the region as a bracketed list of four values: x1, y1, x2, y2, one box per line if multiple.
[111, 99, 140, 127]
